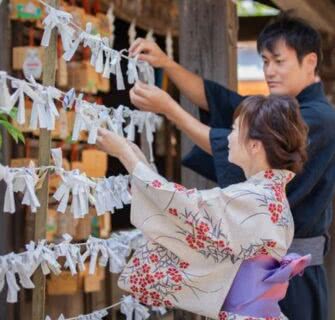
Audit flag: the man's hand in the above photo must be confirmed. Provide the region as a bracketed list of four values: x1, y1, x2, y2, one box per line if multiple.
[130, 81, 177, 116]
[129, 38, 172, 68]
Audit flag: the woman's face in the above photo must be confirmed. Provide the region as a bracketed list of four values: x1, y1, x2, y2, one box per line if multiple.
[227, 117, 253, 169]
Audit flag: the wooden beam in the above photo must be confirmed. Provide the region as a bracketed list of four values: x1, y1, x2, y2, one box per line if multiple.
[239, 16, 273, 41]
[272, 0, 335, 34]
[256, 0, 280, 9]
[100, 0, 179, 37]
[0, 3, 12, 164]
[0, 1, 14, 319]
[32, 0, 58, 319]
[179, 0, 238, 185]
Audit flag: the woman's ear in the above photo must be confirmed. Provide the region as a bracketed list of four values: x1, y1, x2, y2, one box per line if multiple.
[249, 139, 263, 155]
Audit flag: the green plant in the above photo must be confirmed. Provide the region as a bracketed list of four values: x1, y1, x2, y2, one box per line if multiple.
[0, 108, 25, 146]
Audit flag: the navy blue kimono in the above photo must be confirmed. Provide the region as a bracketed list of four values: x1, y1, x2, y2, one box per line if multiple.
[182, 80, 335, 320]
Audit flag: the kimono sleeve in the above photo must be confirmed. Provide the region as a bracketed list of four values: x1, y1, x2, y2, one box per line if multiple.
[130, 162, 291, 260]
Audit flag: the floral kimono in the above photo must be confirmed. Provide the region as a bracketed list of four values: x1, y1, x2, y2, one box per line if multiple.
[118, 162, 311, 320]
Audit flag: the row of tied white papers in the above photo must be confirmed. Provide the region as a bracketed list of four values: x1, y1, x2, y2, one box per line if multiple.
[39, 0, 155, 90]
[0, 71, 163, 162]
[46, 295, 167, 320]
[0, 230, 145, 303]
[0, 148, 131, 218]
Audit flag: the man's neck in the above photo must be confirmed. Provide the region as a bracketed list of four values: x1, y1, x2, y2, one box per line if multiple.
[295, 77, 318, 97]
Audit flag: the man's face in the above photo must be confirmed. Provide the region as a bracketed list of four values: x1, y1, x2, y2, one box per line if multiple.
[261, 39, 315, 97]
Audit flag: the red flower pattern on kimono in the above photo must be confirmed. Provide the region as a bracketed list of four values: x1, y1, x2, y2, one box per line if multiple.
[168, 208, 178, 216]
[122, 163, 293, 319]
[146, 168, 289, 264]
[175, 208, 235, 263]
[151, 180, 162, 188]
[118, 242, 191, 308]
[264, 170, 275, 179]
[174, 183, 187, 192]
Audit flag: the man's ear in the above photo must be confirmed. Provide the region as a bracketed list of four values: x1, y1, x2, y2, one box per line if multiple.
[303, 52, 318, 74]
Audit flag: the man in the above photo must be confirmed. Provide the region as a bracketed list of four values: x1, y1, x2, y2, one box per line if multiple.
[128, 14, 335, 320]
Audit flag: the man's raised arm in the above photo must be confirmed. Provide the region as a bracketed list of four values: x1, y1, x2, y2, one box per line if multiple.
[129, 38, 209, 111]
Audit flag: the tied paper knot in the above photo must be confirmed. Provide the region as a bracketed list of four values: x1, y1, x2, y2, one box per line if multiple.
[125, 111, 163, 162]
[117, 229, 145, 251]
[53, 170, 96, 218]
[71, 94, 85, 141]
[0, 164, 40, 214]
[0, 71, 12, 113]
[90, 39, 104, 74]
[30, 86, 61, 131]
[77, 309, 109, 320]
[94, 175, 131, 215]
[72, 98, 109, 144]
[121, 296, 150, 320]
[41, 7, 74, 52]
[40, 4, 155, 88]
[127, 56, 139, 85]
[107, 105, 125, 137]
[29, 240, 62, 276]
[51, 146, 96, 218]
[105, 236, 131, 273]
[46, 309, 108, 320]
[82, 236, 131, 275]
[63, 22, 92, 61]
[0, 252, 35, 303]
[137, 61, 155, 86]
[84, 107, 110, 144]
[13, 167, 40, 213]
[110, 50, 125, 90]
[11, 79, 41, 125]
[113, 175, 131, 205]
[53, 234, 85, 275]
[0, 165, 16, 213]
[0, 230, 144, 304]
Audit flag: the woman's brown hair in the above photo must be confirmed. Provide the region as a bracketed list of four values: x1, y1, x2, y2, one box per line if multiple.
[234, 95, 308, 173]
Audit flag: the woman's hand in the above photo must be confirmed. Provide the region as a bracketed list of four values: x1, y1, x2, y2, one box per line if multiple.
[126, 140, 151, 166]
[129, 38, 172, 68]
[96, 128, 142, 174]
[130, 81, 178, 116]
[96, 128, 130, 158]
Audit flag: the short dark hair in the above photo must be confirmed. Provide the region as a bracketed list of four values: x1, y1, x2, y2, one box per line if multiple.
[257, 13, 322, 73]
[234, 95, 308, 173]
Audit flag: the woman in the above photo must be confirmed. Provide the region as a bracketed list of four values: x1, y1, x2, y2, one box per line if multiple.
[96, 95, 311, 320]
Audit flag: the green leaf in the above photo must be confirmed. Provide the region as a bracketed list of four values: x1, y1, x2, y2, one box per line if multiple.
[8, 107, 18, 120]
[0, 107, 18, 121]
[0, 119, 25, 144]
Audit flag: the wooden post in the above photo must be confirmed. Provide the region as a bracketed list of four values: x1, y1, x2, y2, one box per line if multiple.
[32, 1, 58, 319]
[0, 1, 13, 319]
[179, 0, 238, 189]
[178, 1, 238, 319]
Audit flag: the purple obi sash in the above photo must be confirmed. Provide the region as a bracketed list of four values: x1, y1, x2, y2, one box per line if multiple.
[222, 253, 311, 318]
